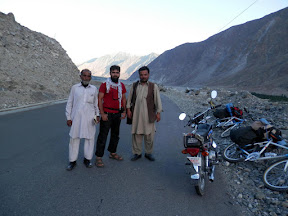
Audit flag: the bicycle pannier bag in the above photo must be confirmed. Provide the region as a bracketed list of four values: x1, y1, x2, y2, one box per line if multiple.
[213, 109, 230, 119]
[269, 127, 282, 142]
[232, 107, 243, 118]
[230, 126, 258, 147]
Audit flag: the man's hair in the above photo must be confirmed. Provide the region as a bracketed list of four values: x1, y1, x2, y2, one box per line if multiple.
[138, 66, 150, 74]
[110, 65, 120, 72]
[80, 69, 91, 75]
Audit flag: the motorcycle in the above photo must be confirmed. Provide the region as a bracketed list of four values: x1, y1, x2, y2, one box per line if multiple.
[179, 90, 220, 195]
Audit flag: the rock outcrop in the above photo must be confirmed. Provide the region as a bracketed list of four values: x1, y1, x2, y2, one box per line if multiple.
[0, 12, 79, 110]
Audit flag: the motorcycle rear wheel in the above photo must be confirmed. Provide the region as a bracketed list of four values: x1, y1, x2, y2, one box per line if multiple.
[263, 159, 288, 191]
[223, 143, 245, 163]
[195, 154, 205, 196]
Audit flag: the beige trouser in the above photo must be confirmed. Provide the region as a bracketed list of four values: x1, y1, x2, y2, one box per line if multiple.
[132, 130, 155, 155]
[69, 138, 95, 162]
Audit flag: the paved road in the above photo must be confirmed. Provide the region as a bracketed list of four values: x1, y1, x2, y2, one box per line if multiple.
[0, 95, 244, 216]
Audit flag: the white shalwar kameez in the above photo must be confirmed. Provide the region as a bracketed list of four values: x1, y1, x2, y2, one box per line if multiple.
[65, 83, 99, 161]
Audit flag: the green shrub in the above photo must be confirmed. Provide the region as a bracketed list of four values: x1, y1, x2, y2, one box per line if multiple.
[251, 92, 288, 102]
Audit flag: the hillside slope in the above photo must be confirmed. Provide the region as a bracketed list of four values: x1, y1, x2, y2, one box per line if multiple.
[129, 7, 288, 96]
[0, 12, 79, 109]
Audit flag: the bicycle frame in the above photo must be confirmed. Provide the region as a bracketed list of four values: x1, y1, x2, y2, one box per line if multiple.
[216, 116, 245, 128]
[238, 139, 288, 161]
[217, 117, 246, 138]
[223, 131, 288, 191]
[285, 160, 288, 171]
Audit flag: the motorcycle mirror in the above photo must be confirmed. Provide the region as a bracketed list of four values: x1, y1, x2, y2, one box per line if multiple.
[212, 141, 217, 148]
[179, 113, 186, 121]
[211, 90, 217, 99]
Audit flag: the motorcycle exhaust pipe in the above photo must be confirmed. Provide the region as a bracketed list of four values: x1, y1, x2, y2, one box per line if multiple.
[191, 165, 200, 180]
[209, 166, 215, 182]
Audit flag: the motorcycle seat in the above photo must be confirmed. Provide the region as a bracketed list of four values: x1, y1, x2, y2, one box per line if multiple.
[197, 124, 212, 139]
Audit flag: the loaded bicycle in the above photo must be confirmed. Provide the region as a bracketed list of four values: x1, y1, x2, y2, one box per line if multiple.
[223, 118, 288, 191]
[214, 104, 251, 138]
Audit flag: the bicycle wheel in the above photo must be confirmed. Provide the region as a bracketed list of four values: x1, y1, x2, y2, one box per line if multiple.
[221, 127, 231, 138]
[223, 143, 245, 162]
[263, 159, 288, 191]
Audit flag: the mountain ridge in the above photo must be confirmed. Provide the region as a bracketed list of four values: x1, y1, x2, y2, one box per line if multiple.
[129, 7, 288, 96]
[78, 52, 158, 79]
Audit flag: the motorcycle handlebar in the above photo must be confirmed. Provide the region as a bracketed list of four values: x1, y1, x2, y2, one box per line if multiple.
[185, 104, 221, 126]
[212, 104, 221, 109]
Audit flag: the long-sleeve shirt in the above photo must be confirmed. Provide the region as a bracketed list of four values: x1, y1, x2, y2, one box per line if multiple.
[127, 81, 162, 135]
[65, 83, 100, 139]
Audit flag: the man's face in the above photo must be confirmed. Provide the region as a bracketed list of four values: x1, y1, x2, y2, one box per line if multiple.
[110, 69, 120, 82]
[80, 71, 92, 82]
[139, 70, 149, 83]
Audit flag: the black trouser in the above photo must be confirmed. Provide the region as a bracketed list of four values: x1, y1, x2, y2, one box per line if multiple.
[95, 112, 121, 157]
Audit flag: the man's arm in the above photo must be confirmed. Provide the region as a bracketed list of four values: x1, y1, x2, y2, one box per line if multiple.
[126, 85, 134, 119]
[98, 92, 108, 121]
[94, 87, 100, 116]
[65, 86, 74, 126]
[121, 93, 127, 119]
[94, 87, 100, 123]
[154, 84, 163, 122]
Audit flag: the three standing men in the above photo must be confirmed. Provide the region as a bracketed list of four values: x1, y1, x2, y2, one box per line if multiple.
[65, 65, 162, 170]
[65, 69, 100, 171]
[127, 66, 162, 161]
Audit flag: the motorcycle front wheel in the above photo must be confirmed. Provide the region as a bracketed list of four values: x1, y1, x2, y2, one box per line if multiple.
[195, 154, 205, 196]
[263, 159, 288, 191]
[223, 143, 245, 162]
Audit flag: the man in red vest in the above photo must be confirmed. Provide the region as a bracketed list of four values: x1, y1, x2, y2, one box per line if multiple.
[95, 65, 127, 167]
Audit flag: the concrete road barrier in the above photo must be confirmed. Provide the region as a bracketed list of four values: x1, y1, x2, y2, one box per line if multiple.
[0, 99, 67, 116]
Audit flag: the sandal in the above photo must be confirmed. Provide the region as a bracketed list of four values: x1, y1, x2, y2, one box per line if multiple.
[109, 153, 123, 161]
[95, 158, 104, 168]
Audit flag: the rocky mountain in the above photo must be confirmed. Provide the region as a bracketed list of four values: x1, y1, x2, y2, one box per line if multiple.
[78, 52, 158, 80]
[0, 12, 79, 110]
[129, 7, 288, 96]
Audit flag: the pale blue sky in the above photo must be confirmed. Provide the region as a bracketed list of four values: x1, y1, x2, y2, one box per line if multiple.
[1, 0, 288, 64]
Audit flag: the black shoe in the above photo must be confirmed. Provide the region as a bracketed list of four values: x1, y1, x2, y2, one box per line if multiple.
[83, 158, 93, 168]
[145, 154, 155, 161]
[131, 154, 142, 161]
[66, 161, 77, 171]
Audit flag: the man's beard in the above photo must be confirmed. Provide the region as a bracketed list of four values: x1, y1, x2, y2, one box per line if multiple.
[111, 77, 119, 83]
[82, 80, 90, 85]
[140, 78, 147, 83]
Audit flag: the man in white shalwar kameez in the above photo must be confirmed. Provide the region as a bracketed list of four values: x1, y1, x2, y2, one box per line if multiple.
[65, 69, 100, 171]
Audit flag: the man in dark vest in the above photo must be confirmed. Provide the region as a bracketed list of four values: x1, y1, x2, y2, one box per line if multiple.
[126, 66, 162, 161]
